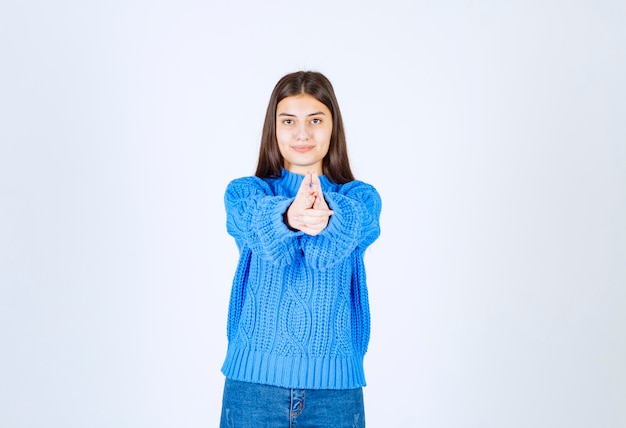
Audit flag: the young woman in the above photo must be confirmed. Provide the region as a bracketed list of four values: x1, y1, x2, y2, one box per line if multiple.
[220, 71, 382, 427]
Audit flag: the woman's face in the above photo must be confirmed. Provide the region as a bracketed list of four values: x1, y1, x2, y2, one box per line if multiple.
[275, 93, 332, 175]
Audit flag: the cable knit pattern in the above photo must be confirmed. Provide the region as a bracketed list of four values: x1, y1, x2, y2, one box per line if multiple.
[222, 169, 381, 389]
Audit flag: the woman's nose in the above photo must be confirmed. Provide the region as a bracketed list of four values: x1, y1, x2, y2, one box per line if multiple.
[296, 123, 309, 140]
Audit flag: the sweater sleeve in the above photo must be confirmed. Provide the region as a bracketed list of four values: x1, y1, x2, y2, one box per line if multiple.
[225, 177, 302, 266]
[301, 180, 382, 270]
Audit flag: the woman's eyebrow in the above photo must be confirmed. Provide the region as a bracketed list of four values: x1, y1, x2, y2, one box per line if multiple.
[277, 111, 326, 117]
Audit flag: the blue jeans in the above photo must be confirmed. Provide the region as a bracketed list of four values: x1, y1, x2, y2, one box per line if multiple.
[220, 378, 365, 427]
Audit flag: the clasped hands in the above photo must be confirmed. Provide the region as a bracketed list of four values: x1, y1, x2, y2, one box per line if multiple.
[285, 172, 333, 236]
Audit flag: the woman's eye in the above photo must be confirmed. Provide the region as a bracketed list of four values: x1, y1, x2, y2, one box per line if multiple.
[311, 118, 322, 124]
[283, 119, 294, 125]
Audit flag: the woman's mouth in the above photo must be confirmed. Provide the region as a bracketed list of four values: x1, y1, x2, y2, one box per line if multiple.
[292, 145, 314, 153]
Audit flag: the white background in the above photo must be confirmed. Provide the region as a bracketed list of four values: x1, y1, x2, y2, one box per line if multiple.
[1, 1, 625, 427]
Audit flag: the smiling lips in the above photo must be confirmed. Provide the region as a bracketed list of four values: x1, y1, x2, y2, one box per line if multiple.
[292, 145, 314, 153]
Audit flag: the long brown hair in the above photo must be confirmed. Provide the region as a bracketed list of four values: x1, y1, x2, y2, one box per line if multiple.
[255, 71, 354, 184]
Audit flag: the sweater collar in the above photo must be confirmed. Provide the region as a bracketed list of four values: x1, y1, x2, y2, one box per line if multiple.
[279, 168, 331, 195]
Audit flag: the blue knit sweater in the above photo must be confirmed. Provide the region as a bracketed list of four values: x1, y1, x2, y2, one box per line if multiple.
[221, 169, 381, 389]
